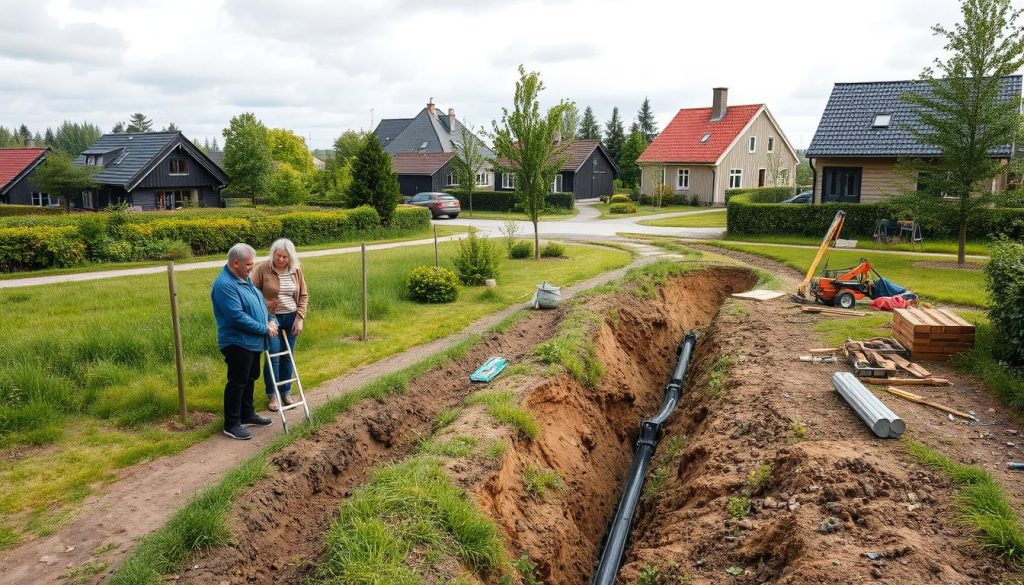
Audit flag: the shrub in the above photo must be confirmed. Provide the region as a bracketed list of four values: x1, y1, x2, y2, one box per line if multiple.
[610, 194, 632, 204]
[445, 190, 575, 212]
[406, 265, 460, 303]
[452, 232, 498, 285]
[609, 202, 637, 214]
[0, 226, 86, 271]
[0, 204, 63, 217]
[509, 241, 533, 259]
[986, 239, 1024, 367]
[138, 239, 192, 261]
[995, 190, 1024, 209]
[724, 186, 792, 204]
[540, 241, 565, 258]
[388, 205, 431, 232]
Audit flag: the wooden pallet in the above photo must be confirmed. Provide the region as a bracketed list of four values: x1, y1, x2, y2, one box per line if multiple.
[892, 307, 975, 361]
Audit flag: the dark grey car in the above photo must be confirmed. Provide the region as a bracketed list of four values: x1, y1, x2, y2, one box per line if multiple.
[407, 192, 461, 218]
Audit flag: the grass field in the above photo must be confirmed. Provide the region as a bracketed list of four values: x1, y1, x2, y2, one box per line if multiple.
[639, 209, 727, 228]
[710, 242, 988, 307]
[0, 240, 631, 546]
[594, 202, 695, 219]
[722, 233, 991, 256]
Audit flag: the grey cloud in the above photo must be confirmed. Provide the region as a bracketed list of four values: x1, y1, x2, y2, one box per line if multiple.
[0, 4, 126, 64]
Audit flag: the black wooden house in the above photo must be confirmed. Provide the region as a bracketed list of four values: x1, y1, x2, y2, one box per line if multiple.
[494, 139, 618, 200]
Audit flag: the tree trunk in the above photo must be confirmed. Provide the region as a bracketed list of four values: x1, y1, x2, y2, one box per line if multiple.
[469, 189, 473, 218]
[534, 220, 540, 260]
[958, 213, 967, 266]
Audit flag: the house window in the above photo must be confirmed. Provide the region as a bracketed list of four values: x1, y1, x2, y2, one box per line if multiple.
[767, 137, 775, 153]
[821, 167, 862, 203]
[446, 172, 456, 186]
[779, 169, 790, 184]
[502, 173, 516, 189]
[82, 191, 94, 209]
[30, 192, 52, 206]
[169, 158, 189, 175]
[475, 171, 488, 186]
[729, 169, 742, 189]
[551, 173, 563, 193]
[157, 190, 187, 209]
[748, 136, 756, 153]
[85, 155, 101, 166]
[872, 114, 892, 128]
[676, 169, 689, 190]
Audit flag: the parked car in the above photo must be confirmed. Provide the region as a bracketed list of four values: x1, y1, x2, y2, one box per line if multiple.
[407, 192, 461, 218]
[781, 190, 812, 204]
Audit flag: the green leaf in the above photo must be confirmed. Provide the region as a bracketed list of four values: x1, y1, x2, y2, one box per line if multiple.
[725, 566, 744, 576]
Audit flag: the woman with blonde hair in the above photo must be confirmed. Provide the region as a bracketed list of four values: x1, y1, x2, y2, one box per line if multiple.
[252, 238, 309, 411]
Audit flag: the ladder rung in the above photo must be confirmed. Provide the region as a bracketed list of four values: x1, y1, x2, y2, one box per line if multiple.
[267, 351, 291, 358]
[275, 377, 298, 386]
[281, 401, 305, 411]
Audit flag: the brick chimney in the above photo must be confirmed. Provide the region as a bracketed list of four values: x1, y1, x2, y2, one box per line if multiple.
[427, 98, 435, 115]
[448, 108, 456, 131]
[711, 87, 728, 122]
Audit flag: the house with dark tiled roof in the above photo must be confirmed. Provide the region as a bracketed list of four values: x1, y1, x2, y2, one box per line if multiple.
[638, 88, 798, 205]
[0, 147, 52, 206]
[373, 99, 495, 197]
[73, 131, 229, 210]
[493, 138, 619, 200]
[806, 75, 1023, 203]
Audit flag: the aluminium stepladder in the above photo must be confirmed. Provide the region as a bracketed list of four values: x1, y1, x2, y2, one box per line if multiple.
[265, 332, 311, 432]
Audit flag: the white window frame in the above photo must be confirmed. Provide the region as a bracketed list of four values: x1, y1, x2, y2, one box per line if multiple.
[502, 173, 516, 189]
[30, 191, 52, 206]
[748, 136, 756, 153]
[767, 137, 775, 153]
[872, 114, 892, 128]
[446, 172, 456, 186]
[82, 190, 94, 209]
[551, 173, 563, 193]
[475, 171, 489, 186]
[676, 169, 689, 190]
[729, 169, 742, 189]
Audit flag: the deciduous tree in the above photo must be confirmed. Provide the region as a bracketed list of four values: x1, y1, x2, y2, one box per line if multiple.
[332, 130, 366, 165]
[222, 112, 273, 198]
[269, 163, 307, 205]
[268, 128, 315, 176]
[490, 65, 571, 259]
[32, 150, 98, 213]
[452, 123, 488, 216]
[559, 102, 580, 140]
[349, 133, 400, 225]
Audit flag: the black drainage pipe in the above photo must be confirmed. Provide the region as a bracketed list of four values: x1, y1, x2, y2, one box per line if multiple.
[591, 330, 698, 585]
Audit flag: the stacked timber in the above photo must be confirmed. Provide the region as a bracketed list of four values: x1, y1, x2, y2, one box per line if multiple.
[892, 307, 975, 361]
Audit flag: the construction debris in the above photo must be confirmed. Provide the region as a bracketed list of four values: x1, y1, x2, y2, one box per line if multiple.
[885, 386, 978, 421]
[893, 307, 976, 361]
[799, 355, 838, 363]
[842, 339, 915, 378]
[832, 372, 905, 438]
[801, 306, 868, 317]
[861, 377, 952, 386]
[731, 290, 786, 301]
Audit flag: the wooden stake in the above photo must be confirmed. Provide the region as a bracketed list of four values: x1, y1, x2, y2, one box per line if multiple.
[885, 386, 977, 420]
[862, 377, 951, 386]
[361, 243, 368, 341]
[433, 225, 439, 267]
[167, 262, 187, 424]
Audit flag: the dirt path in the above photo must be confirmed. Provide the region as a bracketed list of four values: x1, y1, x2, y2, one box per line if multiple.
[0, 245, 668, 585]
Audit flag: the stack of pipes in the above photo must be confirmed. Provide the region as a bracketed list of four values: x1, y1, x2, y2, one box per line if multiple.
[832, 372, 905, 438]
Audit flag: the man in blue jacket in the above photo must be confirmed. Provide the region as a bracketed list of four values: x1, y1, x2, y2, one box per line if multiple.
[211, 243, 279, 440]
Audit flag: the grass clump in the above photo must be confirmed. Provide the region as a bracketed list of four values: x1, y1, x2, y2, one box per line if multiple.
[62, 559, 109, 585]
[314, 456, 504, 584]
[789, 420, 806, 442]
[727, 495, 751, 519]
[747, 462, 773, 494]
[433, 407, 463, 431]
[532, 302, 603, 388]
[484, 440, 508, 460]
[905, 439, 1024, 563]
[523, 466, 564, 500]
[637, 562, 691, 585]
[706, 353, 733, 398]
[420, 435, 479, 458]
[644, 436, 686, 504]
[466, 389, 540, 440]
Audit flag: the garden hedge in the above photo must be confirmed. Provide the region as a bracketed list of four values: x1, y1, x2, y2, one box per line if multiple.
[444, 190, 575, 212]
[726, 193, 1024, 240]
[0, 226, 86, 271]
[0, 204, 63, 217]
[986, 239, 1024, 367]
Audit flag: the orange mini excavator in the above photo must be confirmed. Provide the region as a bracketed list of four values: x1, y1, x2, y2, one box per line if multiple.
[792, 211, 915, 309]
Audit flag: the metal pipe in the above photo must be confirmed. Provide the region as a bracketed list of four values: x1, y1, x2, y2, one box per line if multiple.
[832, 372, 905, 438]
[591, 331, 698, 585]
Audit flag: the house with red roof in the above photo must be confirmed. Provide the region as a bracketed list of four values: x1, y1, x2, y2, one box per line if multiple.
[494, 138, 618, 200]
[0, 147, 53, 206]
[638, 88, 798, 205]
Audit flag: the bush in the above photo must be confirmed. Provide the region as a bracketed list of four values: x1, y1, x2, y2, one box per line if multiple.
[452, 232, 498, 285]
[445, 190, 575, 212]
[540, 242, 566, 258]
[610, 194, 632, 204]
[986, 239, 1024, 367]
[0, 226, 86, 271]
[138, 239, 192, 261]
[509, 241, 533, 259]
[609, 202, 637, 214]
[406, 265, 460, 303]
[724, 186, 792, 204]
[995, 190, 1024, 209]
[387, 205, 431, 232]
[0, 204, 63, 217]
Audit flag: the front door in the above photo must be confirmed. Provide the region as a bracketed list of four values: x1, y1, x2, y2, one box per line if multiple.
[758, 168, 766, 187]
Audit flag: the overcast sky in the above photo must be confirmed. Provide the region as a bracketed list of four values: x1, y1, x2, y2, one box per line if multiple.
[0, 0, 973, 150]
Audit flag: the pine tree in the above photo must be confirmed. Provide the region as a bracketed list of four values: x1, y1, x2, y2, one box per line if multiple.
[604, 107, 625, 164]
[44, 128, 55, 146]
[51, 121, 102, 157]
[579, 106, 600, 139]
[349, 133, 400, 225]
[126, 113, 152, 133]
[619, 131, 648, 190]
[637, 97, 658, 142]
[111, 121, 125, 133]
[18, 124, 31, 146]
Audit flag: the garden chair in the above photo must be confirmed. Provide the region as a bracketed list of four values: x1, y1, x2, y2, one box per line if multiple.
[898, 220, 924, 251]
[873, 219, 899, 245]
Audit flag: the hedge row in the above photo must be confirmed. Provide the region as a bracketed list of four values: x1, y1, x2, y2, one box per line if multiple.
[444, 190, 575, 212]
[0, 204, 64, 217]
[726, 193, 1024, 240]
[0, 206, 431, 271]
[723, 186, 794, 204]
[986, 239, 1024, 367]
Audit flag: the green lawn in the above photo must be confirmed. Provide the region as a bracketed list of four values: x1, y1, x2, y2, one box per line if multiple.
[594, 202, 695, 219]
[722, 232, 991, 256]
[455, 209, 577, 221]
[639, 209, 727, 228]
[709, 242, 988, 307]
[0, 225, 473, 281]
[0, 241, 631, 546]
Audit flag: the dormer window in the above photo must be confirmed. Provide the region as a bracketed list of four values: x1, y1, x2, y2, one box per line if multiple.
[700, 133, 711, 144]
[169, 158, 189, 175]
[872, 114, 892, 128]
[86, 155, 101, 166]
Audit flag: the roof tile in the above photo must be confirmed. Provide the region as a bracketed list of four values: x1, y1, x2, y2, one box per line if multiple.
[0, 148, 47, 191]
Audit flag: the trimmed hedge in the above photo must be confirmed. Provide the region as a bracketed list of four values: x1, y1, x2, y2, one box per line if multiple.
[609, 202, 637, 214]
[0, 226, 86, 271]
[726, 193, 1024, 240]
[0, 204, 64, 217]
[724, 186, 793, 204]
[986, 240, 1024, 367]
[445, 190, 575, 212]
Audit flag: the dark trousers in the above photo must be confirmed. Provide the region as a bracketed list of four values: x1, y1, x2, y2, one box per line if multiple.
[221, 344, 262, 429]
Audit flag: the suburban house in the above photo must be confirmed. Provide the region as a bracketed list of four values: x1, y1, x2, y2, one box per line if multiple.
[72, 131, 229, 210]
[373, 99, 495, 197]
[493, 138, 619, 200]
[806, 75, 1023, 203]
[0, 147, 52, 206]
[638, 88, 799, 205]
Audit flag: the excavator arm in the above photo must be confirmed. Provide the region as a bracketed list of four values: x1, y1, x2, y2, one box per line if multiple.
[795, 210, 846, 300]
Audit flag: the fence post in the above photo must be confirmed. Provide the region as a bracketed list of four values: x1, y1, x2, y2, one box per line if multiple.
[167, 262, 187, 424]
[361, 243, 368, 341]
[434, 225, 439, 267]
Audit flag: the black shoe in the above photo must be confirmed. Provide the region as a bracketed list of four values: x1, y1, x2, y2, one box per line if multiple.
[223, 425, 252, 440]
[241, 414, 273, 427]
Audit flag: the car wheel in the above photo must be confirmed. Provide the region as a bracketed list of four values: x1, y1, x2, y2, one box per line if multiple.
[448, 213, 459, 219]
[834, 291, 856, 310]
